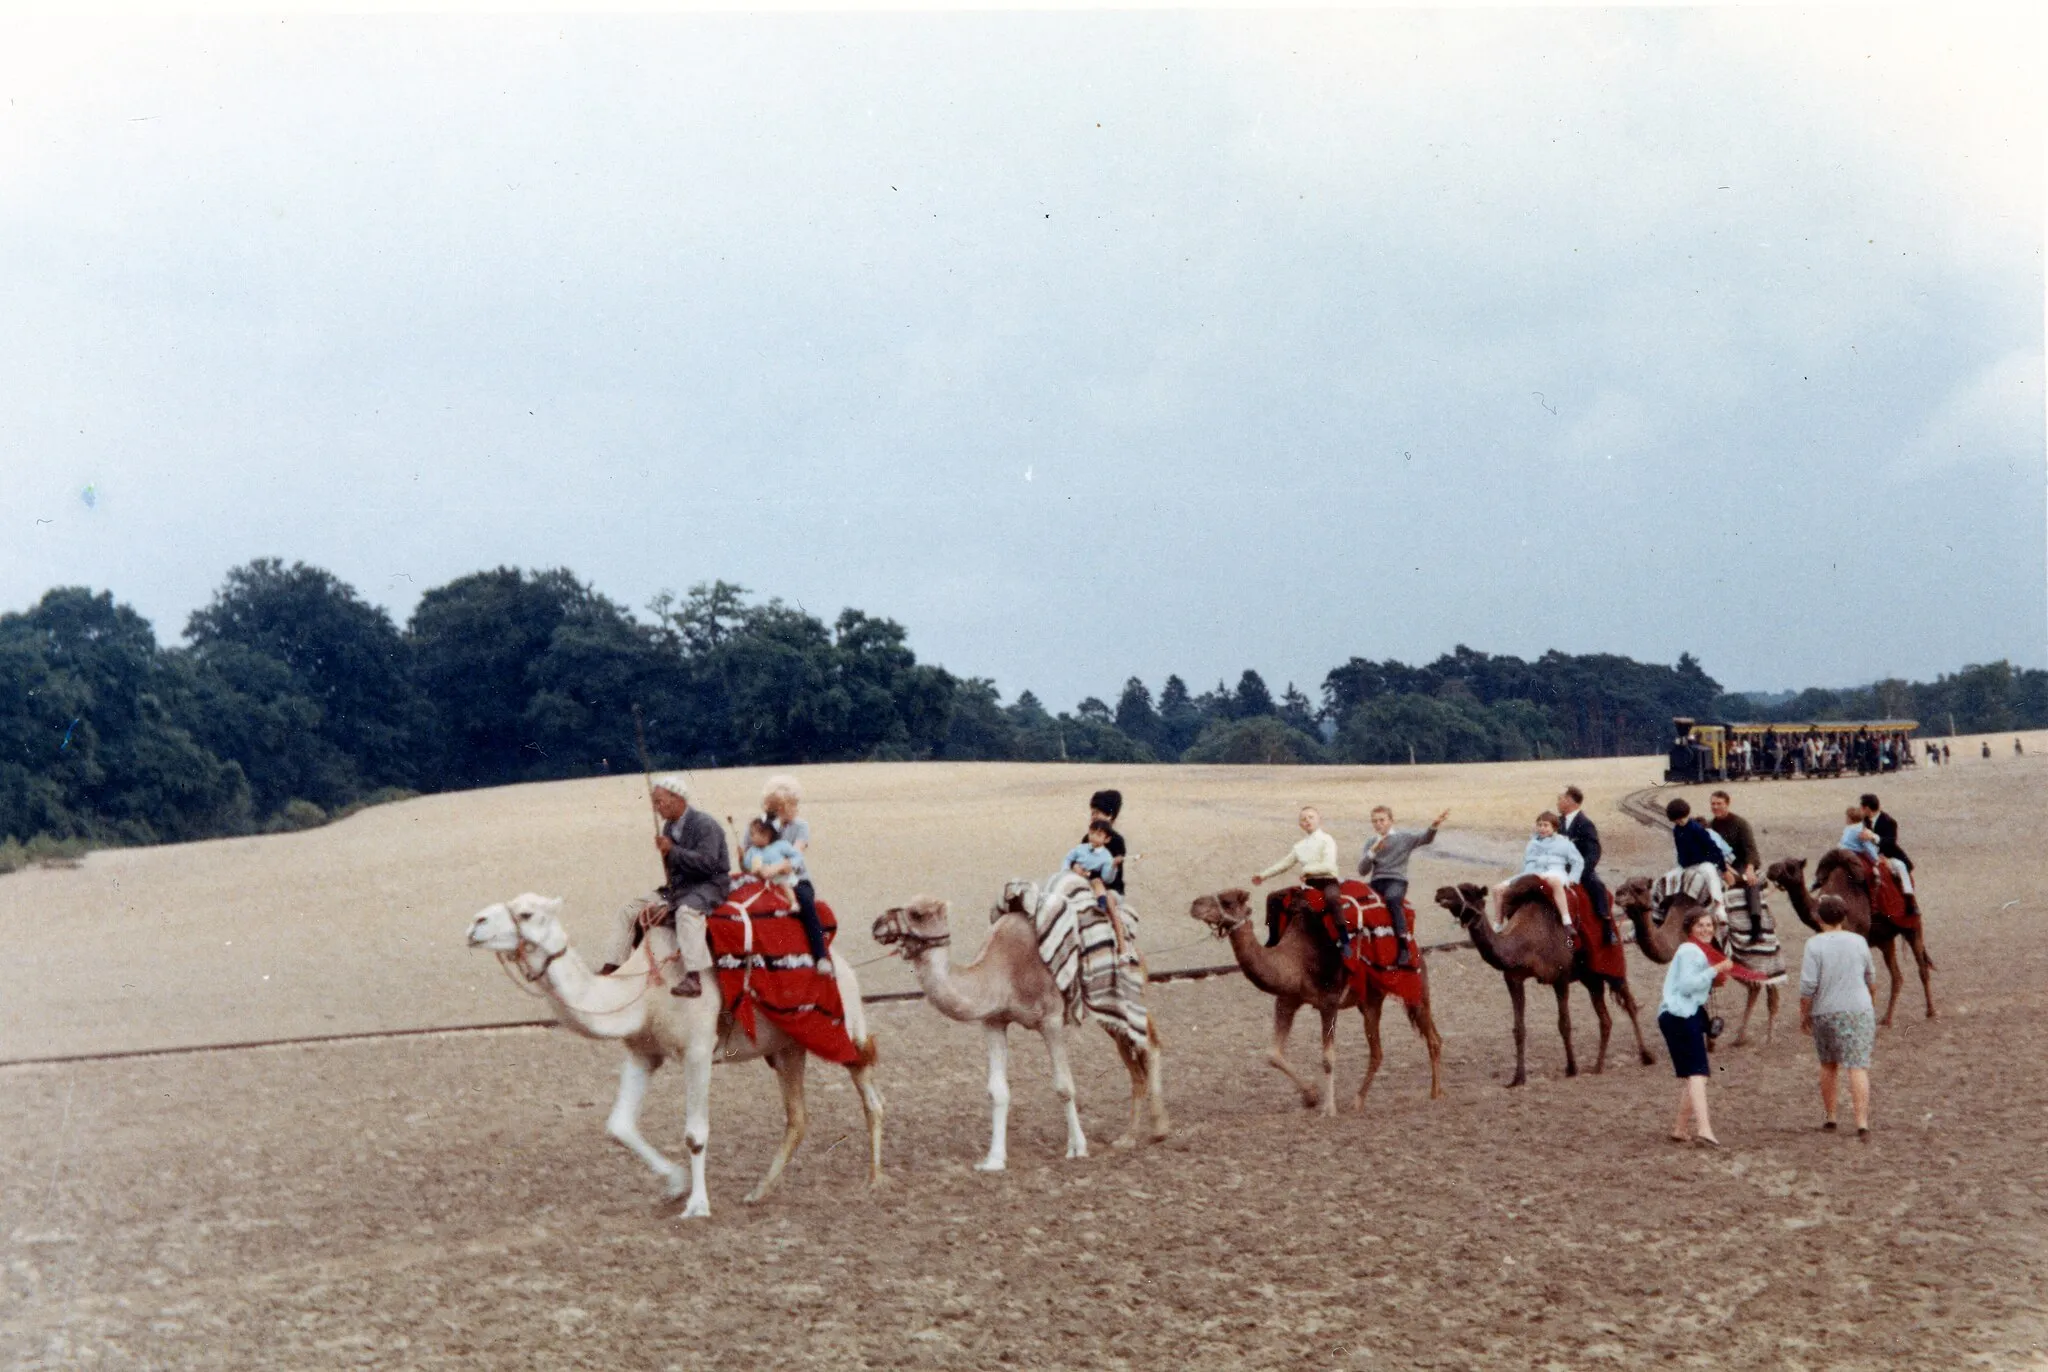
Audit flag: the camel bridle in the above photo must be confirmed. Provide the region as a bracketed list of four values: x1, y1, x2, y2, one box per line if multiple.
[873, 907, 951, 959]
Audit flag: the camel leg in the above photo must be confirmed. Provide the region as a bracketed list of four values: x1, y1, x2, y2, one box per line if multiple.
[1351, 983, 1386, 1113]
[1411, 1001, 1445, 1100]
[1142, 1018, 1169, 1141]
[1608, 978, 1655, 1066]
[1764, 984, 1780, 1043]
[605, 1050, 688, 1201]
[1105, 1023, 1156, 1149]
[1506, 977, 1529, 1088]
[1043, 1020, 1089, 1160]
[1878, 942, 1905, 1028]
[1555, 981, 1579, 1078]
[1909, 933, 1937, 1019]
[977, 1024, 1012, 1172]
[1315, 1006, 1340, 1117]
[673, 1040, 714, 1219]
[1733, 985, 1761, 1047]
[744, 1049, 809, 1206]
[847, 1056, 885, 1189]
[1268, 998, 1322, 1108]
[1584, 979, 1614, 1075]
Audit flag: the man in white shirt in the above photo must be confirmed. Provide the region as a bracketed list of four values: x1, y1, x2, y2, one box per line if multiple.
[1252, 805, 1345, 951]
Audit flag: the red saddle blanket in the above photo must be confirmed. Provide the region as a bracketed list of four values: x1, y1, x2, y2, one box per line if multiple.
[1851, 854, 1913, 929]
[704, 878, 859, 1065]
[1269, 882, 1427, 1008]
[1504, 877, 1626, 981]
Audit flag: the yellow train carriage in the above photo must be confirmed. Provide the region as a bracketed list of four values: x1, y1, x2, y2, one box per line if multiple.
[1665, 718, 1918, 783]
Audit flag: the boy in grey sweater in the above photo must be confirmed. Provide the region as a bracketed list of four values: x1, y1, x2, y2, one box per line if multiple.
[1358, 807, 1449, 967]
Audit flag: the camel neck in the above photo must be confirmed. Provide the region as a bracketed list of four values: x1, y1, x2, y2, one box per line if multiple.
[910, 945, 1001, 1023]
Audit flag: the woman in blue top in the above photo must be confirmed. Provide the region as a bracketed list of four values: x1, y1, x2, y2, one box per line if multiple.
[1659, 907, 1735, 1146]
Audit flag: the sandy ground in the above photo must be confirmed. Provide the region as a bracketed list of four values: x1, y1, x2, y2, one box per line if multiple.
[3, 735, 2046, 1368]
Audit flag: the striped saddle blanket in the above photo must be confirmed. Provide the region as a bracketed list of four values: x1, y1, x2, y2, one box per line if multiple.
[998, 874, 1148, 1052]
[1651, 865, 1783, 984]
[704, 878, 859, 1065]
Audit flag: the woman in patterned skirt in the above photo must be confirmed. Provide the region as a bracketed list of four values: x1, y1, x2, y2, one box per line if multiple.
[1800, 894, 1877, 1139]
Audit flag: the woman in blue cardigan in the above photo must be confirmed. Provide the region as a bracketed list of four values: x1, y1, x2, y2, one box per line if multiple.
[1661, 907, 1735, 1146]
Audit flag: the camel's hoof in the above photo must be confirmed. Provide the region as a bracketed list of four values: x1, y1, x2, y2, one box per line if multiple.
[742, 1187, 770, 1206]
[678, 1198, 711, 1221]
[974, 1158, 1006, 1173]
[1109, 1133, 1138, 1151]
[1065, 1145, 1090, 1161]
[1638, 1051, 1656, 1066]
[1565, 1065, 1579, 1078]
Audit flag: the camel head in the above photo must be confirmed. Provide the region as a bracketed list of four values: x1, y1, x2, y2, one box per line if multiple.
[1611, 875, 1655, 917]
[1188, 888, 1252, 935]
[466, 893, 569, 959]
[1434, 883, 1488, 924]
[1765, 857, 1807, 893]
[872, 896, 952, 956]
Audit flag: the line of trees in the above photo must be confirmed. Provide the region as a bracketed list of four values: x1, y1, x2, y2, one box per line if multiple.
[4, 558, 2044, 853]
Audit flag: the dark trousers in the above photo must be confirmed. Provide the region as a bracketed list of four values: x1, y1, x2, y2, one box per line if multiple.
[1370, 877, 1413, 965]
[1582, 870, 1615, 944]
[791, 878, 828, 961]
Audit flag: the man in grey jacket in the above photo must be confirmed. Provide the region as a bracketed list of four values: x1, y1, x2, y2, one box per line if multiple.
[600, 773, 732, 997]
[1358, 806, 1449, 967]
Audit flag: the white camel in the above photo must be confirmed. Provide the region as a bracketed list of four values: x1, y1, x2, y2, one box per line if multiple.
[465, 893, 883, 1219]
[870, 885, 1166, 1172]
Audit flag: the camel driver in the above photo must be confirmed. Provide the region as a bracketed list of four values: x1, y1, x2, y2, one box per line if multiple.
[1858, 793, 1922, 922]
[1357, 806, 1449, 967]
[1707, 790, 1765, 929]
[1252, 806, 1346, 954]
[598, 773, 731, 998]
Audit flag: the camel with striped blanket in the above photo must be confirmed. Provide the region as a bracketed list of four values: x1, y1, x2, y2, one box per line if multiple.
[871, 891, 1167, 1172]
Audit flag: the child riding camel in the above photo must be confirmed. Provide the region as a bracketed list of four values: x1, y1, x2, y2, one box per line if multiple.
[1062, 819, 1128, 955]
[1252, 806, 1347, 955]
[1496, 810, 1583, 941]
[744, 815, 831, 975]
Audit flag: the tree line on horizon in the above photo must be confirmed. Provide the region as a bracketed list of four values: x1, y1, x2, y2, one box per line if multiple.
[3, 558, 2044, 855]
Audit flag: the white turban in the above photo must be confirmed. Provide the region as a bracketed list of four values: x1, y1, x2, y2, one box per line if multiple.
[651, 772, 692, 801]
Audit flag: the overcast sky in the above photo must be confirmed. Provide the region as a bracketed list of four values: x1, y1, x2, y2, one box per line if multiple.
[3, 8, 2042, 709]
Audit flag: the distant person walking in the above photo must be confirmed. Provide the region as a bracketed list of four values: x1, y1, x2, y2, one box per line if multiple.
[1659, 908, 1734, 1146]
[1801, 894, 1877, 1139]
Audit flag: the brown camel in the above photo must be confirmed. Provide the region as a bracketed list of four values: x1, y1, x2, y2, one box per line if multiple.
[1186, 887, 1444, 1115]
[1434, 879, 1654, 1087]
[871, 894, 1166, 1171]
[1766, 854, 1936, 1026]
[1612, 875, 1780, 1046]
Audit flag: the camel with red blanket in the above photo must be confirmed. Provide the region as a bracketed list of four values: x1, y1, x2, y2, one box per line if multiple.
[1186, 883, 1443, 1116]
[1435, 878, 1654, 1087]
[1767, 853, 1936, 1026]
[465, 885, 883, 1221]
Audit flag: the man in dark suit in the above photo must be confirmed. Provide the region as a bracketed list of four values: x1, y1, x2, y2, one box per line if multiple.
[1556, 785, 1616, 945]
[1860, 792, 1923, 921]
